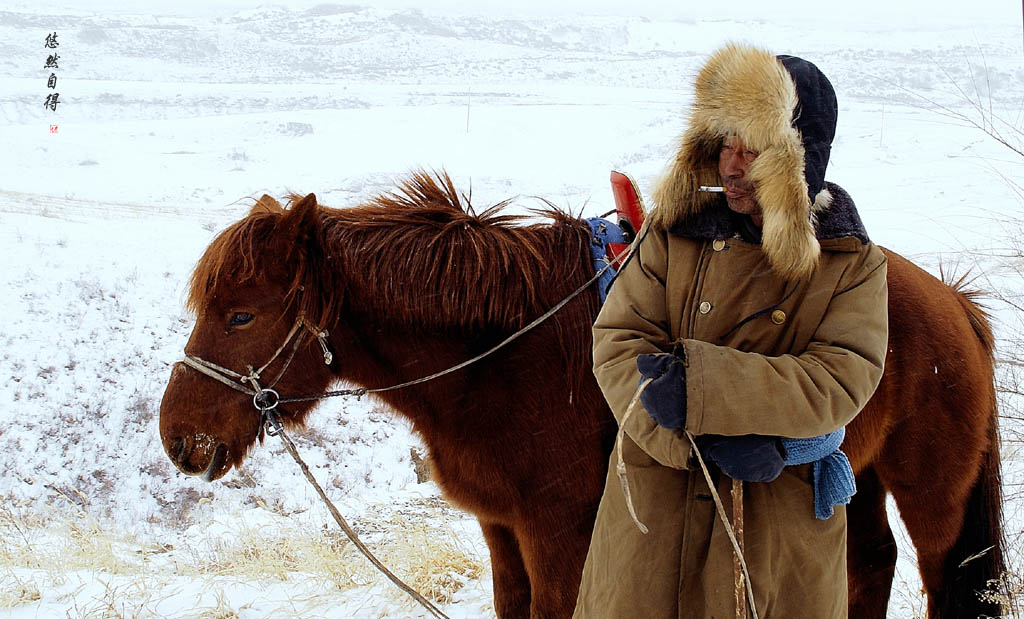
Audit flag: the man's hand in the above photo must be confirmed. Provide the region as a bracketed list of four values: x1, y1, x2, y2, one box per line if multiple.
[694, 435, 786, 482]
[636, 352, 687, 430]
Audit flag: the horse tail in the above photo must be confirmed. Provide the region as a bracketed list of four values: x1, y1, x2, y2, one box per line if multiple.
[934, 409, 1006, 617]
[952, 281, 996, 355]
[935, 282, 1006, 617]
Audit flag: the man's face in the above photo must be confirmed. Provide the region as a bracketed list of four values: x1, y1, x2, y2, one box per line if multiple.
[718, 136, 762, 225]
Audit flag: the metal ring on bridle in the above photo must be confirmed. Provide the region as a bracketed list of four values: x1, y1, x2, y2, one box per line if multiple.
[254, 388, 280, 411]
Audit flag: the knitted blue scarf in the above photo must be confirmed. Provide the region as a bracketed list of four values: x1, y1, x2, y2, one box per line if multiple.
[781, 429, 856, 519]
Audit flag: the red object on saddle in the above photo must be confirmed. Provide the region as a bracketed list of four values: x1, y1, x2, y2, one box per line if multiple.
[606, 170, 648, 265]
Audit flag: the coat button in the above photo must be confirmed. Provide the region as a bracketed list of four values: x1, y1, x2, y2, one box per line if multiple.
[712, 239, 726, 251]
[699, 301, 712, 314]
[771, 309, 786, 324]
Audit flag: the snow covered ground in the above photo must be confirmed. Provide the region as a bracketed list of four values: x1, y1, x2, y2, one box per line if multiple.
[1, 1, 1023, 617]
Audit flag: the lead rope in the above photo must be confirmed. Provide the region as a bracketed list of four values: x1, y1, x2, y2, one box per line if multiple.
[262, 406, 450, 619]
[615, 379, 759, 619]
[686, 432, 759, 619]
[279, 255, 626, 406]
[614, 377, 653, 534]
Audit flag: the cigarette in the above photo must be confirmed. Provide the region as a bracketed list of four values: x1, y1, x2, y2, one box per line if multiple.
[699, 186, 726, 192]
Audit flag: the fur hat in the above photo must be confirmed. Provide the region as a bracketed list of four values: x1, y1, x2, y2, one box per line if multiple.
[651, 44, 838, 280]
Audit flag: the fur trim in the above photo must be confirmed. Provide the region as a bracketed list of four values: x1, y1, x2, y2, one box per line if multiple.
[651, 43, 821, 280]
[669, 183, 870, 246]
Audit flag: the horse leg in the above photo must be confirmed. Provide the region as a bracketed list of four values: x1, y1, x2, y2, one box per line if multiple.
[882, 477, 964, 617]
[846, 468, 897, 618]
[480, 521, 532, 618]
[515, 521, 591, 619]
[878, 439, 1004, 619]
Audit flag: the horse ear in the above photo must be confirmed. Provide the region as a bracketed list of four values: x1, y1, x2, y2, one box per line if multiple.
[252, 194, 282, 214]
[279, 193, 320, 243]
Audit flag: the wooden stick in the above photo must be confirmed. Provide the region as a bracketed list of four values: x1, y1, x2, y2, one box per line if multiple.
[732, 478, 747, 619]
[686, 434, 759, 618]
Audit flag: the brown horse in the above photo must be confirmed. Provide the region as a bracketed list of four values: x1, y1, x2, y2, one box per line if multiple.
[159, 171, 1004, 618]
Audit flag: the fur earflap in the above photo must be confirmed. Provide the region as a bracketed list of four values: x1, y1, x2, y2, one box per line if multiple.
[652, 43, 827, 280]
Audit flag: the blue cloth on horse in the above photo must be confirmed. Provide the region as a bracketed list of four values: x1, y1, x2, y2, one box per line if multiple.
[585, 217, 627, 303]
[781, 428, 856, 520]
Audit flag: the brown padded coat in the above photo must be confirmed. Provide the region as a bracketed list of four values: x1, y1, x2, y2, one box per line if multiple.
[573, 45, 889, 619]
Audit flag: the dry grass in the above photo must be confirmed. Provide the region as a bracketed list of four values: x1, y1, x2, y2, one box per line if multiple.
[0, 502, 139, 577]
[982, 570, 1024, 617]
[0, 494, 485, 616]
[371, 510, 484, 604]
[177, 498, 484, 602]
[0, 573, 41, 608]
[179, 521, 363, 589]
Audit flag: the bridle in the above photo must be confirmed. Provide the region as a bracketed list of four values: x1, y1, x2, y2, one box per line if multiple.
[181, 316, 333, 434]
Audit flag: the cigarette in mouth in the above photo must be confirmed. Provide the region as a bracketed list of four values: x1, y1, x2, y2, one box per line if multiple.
[699, 186, 726, 192]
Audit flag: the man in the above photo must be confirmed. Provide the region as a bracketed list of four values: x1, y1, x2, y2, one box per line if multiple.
[573, 44, 888, 618]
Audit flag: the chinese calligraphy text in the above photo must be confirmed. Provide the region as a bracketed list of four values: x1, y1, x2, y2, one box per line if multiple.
[43, 32, 61, 116]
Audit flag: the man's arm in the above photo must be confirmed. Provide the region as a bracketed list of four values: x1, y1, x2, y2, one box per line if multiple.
[684, 250, 888, 439]
[592, 222, 694, 469]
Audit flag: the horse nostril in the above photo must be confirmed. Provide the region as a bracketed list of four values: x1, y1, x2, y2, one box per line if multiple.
[201, 443, 229, 482]
[165, 434, 229, 479]
[171, 437, 187, 463]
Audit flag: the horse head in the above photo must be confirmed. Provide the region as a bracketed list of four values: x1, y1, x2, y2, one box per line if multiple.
[159, 192, 345, 481]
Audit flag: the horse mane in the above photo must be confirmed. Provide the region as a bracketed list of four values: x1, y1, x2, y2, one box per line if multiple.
[319, 170, 596, 333]
[187, 171, 599, 365]
[186, 199, 285, 316]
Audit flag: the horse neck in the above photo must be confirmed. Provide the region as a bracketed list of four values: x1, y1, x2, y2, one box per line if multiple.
[320, 208, 599, 434]
[332, 306, 509, 435]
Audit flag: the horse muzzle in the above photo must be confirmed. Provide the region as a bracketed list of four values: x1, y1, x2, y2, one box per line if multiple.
[165, 434, 230, 482]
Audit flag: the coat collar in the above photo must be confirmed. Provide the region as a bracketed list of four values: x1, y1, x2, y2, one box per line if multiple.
[669, 182, 870, 249]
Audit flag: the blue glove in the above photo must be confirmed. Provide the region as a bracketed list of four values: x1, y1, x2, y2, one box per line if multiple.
[694, 435, 786, 482]
[636, 351, 687, 430]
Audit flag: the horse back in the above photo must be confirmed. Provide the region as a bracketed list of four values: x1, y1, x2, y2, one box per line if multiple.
[845, 248, 997, 474]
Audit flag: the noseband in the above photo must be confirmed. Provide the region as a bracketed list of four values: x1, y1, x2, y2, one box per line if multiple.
[181, 316, 332, 434]
[178, 317, 451, 619]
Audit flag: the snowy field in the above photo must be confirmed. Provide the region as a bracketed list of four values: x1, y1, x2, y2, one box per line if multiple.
[2, 1, 1024, 617]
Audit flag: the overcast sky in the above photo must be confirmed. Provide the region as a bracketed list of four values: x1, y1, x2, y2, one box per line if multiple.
[5, 0, 1019, 25]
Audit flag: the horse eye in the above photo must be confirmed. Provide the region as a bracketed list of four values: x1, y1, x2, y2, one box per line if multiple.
[229, 312, 255, 328]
